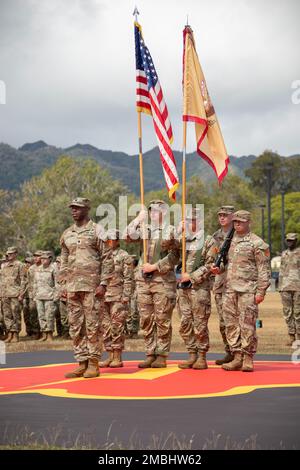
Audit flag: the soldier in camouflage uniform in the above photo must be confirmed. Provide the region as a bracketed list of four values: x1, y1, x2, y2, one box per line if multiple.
[34, 251, 59, 342]
[99, 230, 133, 368]
[60, 197, 113, 379]
[178, 208, 216, 369]
[210, 206, 235, 365]
[125, 255, 140, 339]
[0, 256, 7, 339]
[2, 247, 27, 343]
[278, 233, 300, 345]
[218, 210, 271, 372]
[22, 256, 35, 338]
[126, 200, 180, 368]
[55, 256, 70, 339]
[25, 250, 43, 340]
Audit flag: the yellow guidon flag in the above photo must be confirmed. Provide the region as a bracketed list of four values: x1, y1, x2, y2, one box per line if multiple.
[183, 25, 229, 183]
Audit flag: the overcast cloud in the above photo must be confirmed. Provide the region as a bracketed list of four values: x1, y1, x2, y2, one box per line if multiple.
[0, 0, 299, 156]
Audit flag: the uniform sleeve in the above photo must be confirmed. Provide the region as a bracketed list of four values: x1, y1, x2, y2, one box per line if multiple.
[255, 243, 271, 296]
[59, 233, 69, 283]
[124, 219, 143, 242]
[190, 237, 215, 284]
[156, 238, 180, 274]
[52, 266, 60, 301]
[122, 254, 134, 300]
[99, 242, 114, 286]
[278, 252, 285, 291]
[19, 263, 28, 297]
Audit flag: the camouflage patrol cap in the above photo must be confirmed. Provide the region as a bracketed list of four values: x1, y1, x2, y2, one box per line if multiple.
[217, 205, 235, 215]
[104, 229, 121, 240]
[285, 233, 298, 240]
[33, 250, 44, 257]
[69, 197, 91, 209]
[186, 208, 202, 220]
[40, 251, 53, 259]
[25, 256, 34, 264]
[6, 246, 18, 255]
[232, 210, 251, 222]
[148, 199, 168, 211]
[56, 256, 61, 263]
[0, 256, 7, 262]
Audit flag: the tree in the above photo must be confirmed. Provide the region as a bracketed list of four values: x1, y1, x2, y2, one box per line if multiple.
[245, 149, 282, 196]
[0, 156, 129, 254]
[270, 192, 300, 254]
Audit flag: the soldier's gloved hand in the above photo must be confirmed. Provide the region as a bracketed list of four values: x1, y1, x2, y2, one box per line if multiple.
[95, 285, 106, 298]
[255, 294, 264, 304]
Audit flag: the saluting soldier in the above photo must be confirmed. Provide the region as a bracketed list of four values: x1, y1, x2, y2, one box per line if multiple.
[126, 200, 180, 368]
[278, 233, 300, 345]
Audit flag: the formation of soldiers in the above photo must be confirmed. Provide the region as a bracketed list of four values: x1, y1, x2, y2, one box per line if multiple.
[0, 197, 299, 376]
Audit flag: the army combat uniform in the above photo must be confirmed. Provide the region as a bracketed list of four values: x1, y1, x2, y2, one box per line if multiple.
[178, 225, 215, 369]
[100, 234, 133, 368]
[33, 252, 58, 340]
[1, 247, 27, 342]
[126, 200, 180, 368]
[60, 198, 113, 378]
[210, 205, 235, 364]
[222, 211, 271, 371]
[278, 233, 300, 343]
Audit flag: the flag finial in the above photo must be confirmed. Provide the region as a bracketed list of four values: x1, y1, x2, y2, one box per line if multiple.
[133, 6, 139, 22]
[186, 14, 189, 26]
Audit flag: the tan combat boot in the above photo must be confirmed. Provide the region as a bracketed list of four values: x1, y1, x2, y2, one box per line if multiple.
[83, 358, 100, 378]
[45, 332, 54, 342]
[192, 352, 208, 370]
[242, 354, 254, 372]
[99, 351, 114, 368]
[65, 360, 88, 378]
[110, 350, 123, 368]
[222, 352, 243, 371]
[138, 355, 156, 368]
[287, 334, 296, 346]
[38, 332, 47, 342]
[4, 332, 13, 343]
[215, 352, 234, 366]
[178, 352, 198, 369]
[151, 355, 167, 368]
[10, 332, 19, 343]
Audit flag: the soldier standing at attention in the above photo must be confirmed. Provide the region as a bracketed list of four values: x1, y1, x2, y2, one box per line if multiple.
[60, 197, 113, 379]
[178, 209, 215, 370]
[22, 256, 35, 338]
[26, 250, 43, 340]
[2, 247, 27, 343]
[34, 251, 58, 342]
[278, 233, 300, 345]
[210, 206, 235, 366]
[55, 256, 70, 339]
[215, 210, 271, 372]
[126, 200, 180, 369]
[125, 255, 140, 339]
[99, 229, 133, 368]
[0, 256, 7, 340]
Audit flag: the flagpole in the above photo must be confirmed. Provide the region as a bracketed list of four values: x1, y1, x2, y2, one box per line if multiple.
[134, 6, 147, 264]
[137, 110, 147, 264]
[181, 121, 187, 274]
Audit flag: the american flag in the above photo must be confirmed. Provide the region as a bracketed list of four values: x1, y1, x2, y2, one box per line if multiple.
[134, 22, 179, 200]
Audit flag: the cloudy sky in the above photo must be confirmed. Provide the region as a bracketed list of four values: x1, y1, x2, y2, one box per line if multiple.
[0, 0, 299, 156]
